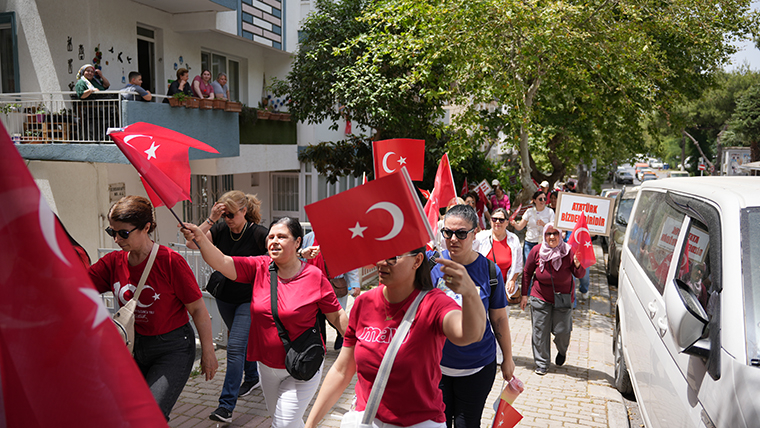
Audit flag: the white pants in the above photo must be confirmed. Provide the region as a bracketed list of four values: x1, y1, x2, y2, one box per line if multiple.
[340, 410, 445, 428]
[258, 362, 323, 428]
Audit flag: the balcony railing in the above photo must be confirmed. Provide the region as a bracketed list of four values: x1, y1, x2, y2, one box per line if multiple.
[0, 91, 130, 144]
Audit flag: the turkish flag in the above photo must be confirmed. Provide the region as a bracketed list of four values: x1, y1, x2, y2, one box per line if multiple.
[372, 138, 425, 181]
[418, 187, 431, 200]
[491, 378, 524, 428]
[108, 122, 219, 208]
[305, 167, 433, 275]
[423, 153, 456, 241]
[569, 211, 597, 269]
[0, 123, 167, 427]
[461, 177, 468, 197]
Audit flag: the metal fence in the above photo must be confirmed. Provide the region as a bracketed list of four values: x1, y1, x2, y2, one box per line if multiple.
[0, 91, 124, 144]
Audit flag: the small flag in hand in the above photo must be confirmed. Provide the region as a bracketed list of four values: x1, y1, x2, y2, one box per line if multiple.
[569, 211, 596, 269]
[492, 377, 524, 428]
[423, 153, 456, 239]
[461, 177, 468, 197]
[372, 138, 425, 181]
[305, 167, 433, 275]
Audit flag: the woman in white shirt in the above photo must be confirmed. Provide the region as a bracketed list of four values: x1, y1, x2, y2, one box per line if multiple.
[474, 208, 523, 302]
[510, 191, 555, 264]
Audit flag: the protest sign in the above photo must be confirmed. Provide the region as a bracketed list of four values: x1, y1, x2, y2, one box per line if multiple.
[554, 192, 614, 236]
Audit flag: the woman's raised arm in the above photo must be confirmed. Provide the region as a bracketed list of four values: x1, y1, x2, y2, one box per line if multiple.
[181, 222, 237, 280]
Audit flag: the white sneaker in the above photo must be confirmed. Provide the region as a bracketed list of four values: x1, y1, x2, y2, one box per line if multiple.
[581, 292, 590, 300]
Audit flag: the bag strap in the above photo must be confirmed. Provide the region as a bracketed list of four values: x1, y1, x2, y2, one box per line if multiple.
[361, 289, 429, 425]
[131, 242, 159, 302]
[487, 258, 498, 291]
[269, 261, 292, 346]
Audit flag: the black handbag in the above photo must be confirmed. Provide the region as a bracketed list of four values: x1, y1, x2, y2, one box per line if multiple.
[549, 268, 573, 309]
[205, 271, 226, 298]
[269, 262, 325, 381]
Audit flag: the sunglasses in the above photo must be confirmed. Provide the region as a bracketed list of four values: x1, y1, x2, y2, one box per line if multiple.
[381, 253, 416, 266]
[492, 217, 507, 223]
[105, 226, 139, 239]
[441, 227, 475, 240]
[545, 231, 560, 237]
[222, 208, 244, 219]
[537, 197, 546, 202]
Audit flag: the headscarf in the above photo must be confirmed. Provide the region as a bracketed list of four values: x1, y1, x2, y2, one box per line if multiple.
[76, 64, 96, 90]
[537, 222, 570, 272]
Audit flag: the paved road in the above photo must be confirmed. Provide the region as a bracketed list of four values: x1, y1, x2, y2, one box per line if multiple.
[170, 244, 631, 428]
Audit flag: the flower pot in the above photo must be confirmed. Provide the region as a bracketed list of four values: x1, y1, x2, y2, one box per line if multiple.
[168, 97, 182, 107]
[269, 112, 283, 121]
[185, 98, 200, 109]
[225, 101, 242, 113]
[199, 98, 214, 110]
[213, 99, 227, 110]
[279, 113, 292, 122]
[256, 110, 271, 119]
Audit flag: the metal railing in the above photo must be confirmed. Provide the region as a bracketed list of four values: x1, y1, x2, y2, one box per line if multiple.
[0, 91, 125, 144]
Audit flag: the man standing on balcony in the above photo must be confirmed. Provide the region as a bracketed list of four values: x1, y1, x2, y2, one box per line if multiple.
[122, 71, 152, 102]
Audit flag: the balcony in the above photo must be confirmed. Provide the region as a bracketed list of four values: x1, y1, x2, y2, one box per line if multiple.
[130, 0, 236, 14]
[2, 92, 240, 163]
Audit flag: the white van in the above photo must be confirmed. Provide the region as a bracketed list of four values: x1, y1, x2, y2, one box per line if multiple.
[613, 177, 760, 428]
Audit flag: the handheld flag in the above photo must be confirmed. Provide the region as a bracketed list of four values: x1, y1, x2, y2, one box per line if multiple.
[509, 204, 523, 222]
[423, 153, 456, 239]
[305, 167, 433, 275]
[461, 177, 468, 197]
[0, 123, 167, 427]
[418, 187, 431, 200]
[108, 122, 219, 208]
[372, 139, 425, 181]
[569, 211, 597, 269]
[492, 377, 524, 428]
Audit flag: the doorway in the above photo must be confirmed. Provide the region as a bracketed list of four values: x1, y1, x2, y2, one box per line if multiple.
[136, 26, 155, 94]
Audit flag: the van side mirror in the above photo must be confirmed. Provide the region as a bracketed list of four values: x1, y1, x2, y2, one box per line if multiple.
[664, 279, 710, 357]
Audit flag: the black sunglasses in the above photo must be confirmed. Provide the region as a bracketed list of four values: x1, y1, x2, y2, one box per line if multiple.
[492, 217, 507, 223]
[105, 226, 139, 239]
[545, 231, 560, 237]
[441, 227, 475, 240]
[223, 208, 244, 219]
[537, 197, 546, 202]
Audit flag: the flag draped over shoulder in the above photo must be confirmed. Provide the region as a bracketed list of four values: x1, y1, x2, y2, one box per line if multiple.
[305, 167, 433, 275]
[108, 122, 219, 208]
[423, 153, 456, 245]
[569, 211, 597, 269]
[0, 123, 167, 427]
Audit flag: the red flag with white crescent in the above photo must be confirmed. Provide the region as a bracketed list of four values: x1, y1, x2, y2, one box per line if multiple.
[108, 122, 219, 208]
[372, 139, 425, 181]
[569, 211, 597, 269]
[423, 153, 457, 241]
[305, 167, 433, 275]
[0, 123, 167, 427]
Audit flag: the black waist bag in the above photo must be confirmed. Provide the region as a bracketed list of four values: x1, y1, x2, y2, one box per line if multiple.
[269, 262, 325, 381]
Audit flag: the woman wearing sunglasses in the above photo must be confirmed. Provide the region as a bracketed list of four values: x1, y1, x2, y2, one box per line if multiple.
[181, 216, 348, 428]
[304, 246, 486, 428]
[431, 205, 515, 428]
[521, 223, 584, 375]
[88, 196, 218, 420]
[511, 190, 556, 264]
[186, 191, 267, 423]
[474, 208, 523, 304]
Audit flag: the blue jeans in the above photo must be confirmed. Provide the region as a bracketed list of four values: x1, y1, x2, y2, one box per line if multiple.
[216, 299, 259, 411]
[523, 241, 539, 265]
[134, 323, 196, 420]
[578, 267, 590, 294]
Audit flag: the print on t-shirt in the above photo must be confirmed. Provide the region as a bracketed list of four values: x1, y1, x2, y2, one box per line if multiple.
[113, 280, 161, 322]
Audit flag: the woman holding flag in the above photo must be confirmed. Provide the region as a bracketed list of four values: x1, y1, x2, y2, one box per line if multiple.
[303, 245, 486, 428]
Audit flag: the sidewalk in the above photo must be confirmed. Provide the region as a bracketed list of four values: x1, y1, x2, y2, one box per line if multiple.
[169, 244, 629, 428]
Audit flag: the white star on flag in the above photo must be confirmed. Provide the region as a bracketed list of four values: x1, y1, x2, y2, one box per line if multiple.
[144, 141, 160, 160]
[397, 156, 407, 166]
[348, 222, 368, 238]
[80, 288, 112, 329]
[584, 241, 592, 248]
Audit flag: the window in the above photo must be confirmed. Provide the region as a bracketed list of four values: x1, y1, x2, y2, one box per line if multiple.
[183, 175, 233, 224]
[271, 173, 299, 219]
[201, 51, 240, 101]
[742, 207, 760, 363]
[0, 13, 19, 93]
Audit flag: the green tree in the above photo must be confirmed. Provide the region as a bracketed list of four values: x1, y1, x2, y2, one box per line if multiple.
[731, 83, 760, 161]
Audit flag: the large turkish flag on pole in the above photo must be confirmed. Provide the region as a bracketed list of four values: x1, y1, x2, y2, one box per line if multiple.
[305, 167, 433, 275]
[569, 211, 597, 269]
[423, 153, 456, 246]
[0, 123, 167, 427]
[372, 138, 425, 181]
[108, 122, 219, 208]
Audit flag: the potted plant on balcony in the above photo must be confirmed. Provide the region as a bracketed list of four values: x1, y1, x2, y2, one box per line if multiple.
[185, 97, 200, 109]
[169, 92, 189, 107]
[225, 100, 242, 112]
[212, 98, 227, 109]
[198, 98, 214, 110]
[256, 98, 272, 119]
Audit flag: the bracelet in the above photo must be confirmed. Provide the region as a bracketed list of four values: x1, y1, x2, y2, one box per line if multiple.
[205, 218, 214, 226]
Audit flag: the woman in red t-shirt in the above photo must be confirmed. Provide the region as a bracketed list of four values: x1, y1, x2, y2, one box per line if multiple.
[182, 217, 348, 428]
[303, 247, 487, 428]
[88, 196, 218, 420]
[192, 69, 215, 99]
[474, 208, 523, 301]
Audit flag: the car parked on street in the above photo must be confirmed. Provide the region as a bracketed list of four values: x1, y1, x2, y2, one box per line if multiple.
[637, 167, 654, 181]
[605, 185, 639, 284]
[668, 171, 690, 178]
[640, 172, 657, 182]
[615, 169, 634, 184]
[613, 177, 760, 428]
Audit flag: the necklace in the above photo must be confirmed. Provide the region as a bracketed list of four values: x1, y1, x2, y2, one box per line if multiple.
[229, 222, 248, 241]
[384, 300, 405, 321]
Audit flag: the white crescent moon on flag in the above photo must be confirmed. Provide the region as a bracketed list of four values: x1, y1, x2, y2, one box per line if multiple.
[366, 202, 404, 241]
[122, 134, 151, 147]
[39, 194, 70, 266]
[574, 227, 591, 244]
[382, 151, 397, 174]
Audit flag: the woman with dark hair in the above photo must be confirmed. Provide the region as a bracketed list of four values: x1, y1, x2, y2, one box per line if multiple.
[474, 207, 523, 303]
[181, 216, 348, 428]
[303, 246, 486, 428]
[88, 196, 218, 420]
[511, 190, 556, 264]
[167, 68, 193, 99]
[193, 69, 215, 99]
[186, 191, 267, 422]
[430, 204, 515, 428]
[520, 223, 584, 375]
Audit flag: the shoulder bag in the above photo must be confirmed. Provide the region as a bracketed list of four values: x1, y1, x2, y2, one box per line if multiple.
[270, 261, 325, 381]
[549, 267, 572, 309]
[490, 236, 521, 305]
[113, 242, 159, 354]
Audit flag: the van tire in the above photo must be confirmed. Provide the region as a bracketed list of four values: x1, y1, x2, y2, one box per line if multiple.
[606, 256, 618, 285]
[614, 322, 634, 396]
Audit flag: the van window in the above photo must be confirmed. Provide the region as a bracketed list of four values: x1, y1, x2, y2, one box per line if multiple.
[675, 219, 714, 316]
[741, 208, 760, 364]
[627, 191, 686, 294]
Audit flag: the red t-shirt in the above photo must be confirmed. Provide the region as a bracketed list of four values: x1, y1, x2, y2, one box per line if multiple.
[233, 256, 341, 368]
[487, 237, 513, 282]
[344, 286, 459, 426]
[88, 246, 202, 336]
